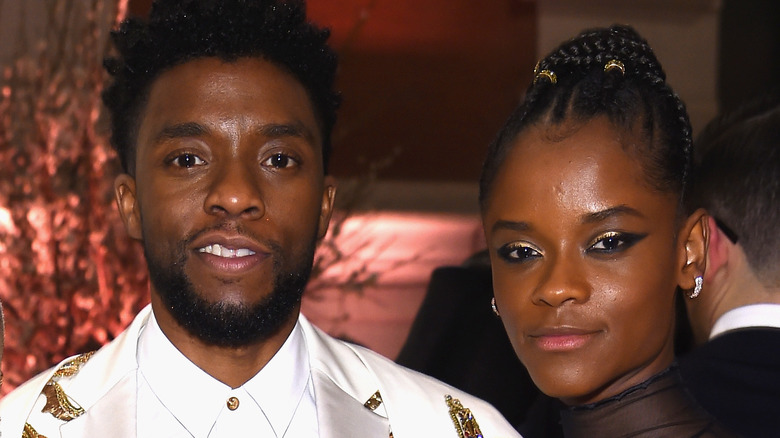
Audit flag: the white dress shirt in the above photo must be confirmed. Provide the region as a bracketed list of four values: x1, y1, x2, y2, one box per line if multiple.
[137, 312, 317, 437]
[709, 303, 780, 339]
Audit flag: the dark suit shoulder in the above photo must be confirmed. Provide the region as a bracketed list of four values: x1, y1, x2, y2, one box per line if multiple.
[680, 328, 780, 438]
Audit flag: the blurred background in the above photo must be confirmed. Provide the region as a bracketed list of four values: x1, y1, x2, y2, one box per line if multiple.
[0, 0, 777, 394]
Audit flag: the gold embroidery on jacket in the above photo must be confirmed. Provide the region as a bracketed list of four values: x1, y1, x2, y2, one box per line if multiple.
[363, 390, 383, 411]
[362, 390, 393, 437]
[39, 351, 95, 422]
[41, 381, 84, 421]
[445, 395, 483, 438]
[22, 422, 46, 438]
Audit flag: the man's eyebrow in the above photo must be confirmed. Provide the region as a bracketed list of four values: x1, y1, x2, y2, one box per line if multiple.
[254, 122, 315, 142]
[581, 205, 645, 224]
[152, 122, 316, 144]
[154, 122, 209, 143]
[491, 220, 531, 234]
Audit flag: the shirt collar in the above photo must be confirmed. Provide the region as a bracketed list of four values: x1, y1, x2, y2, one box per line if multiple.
[710, 303, 780, 339]
[243, 317, 311, 437]
[137, 311, 310, 437]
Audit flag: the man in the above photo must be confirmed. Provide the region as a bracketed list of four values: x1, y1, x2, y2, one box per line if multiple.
[0, 1, 520, 437]
[679, 93, 780, 438]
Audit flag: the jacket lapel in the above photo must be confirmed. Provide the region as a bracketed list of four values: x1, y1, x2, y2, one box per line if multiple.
[59, 373, 137, 438]
[301, 315, 391, 438]
[312, 369, 389, 438]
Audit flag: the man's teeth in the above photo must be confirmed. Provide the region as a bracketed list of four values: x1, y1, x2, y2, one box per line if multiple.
[198, 244, 256, 258]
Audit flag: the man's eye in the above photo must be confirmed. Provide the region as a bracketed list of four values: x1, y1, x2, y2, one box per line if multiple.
[172, 153, 205, 168]
[262, 153, 298, 169]
[497, 242, 542, 263]
[588, 231, 646, 253]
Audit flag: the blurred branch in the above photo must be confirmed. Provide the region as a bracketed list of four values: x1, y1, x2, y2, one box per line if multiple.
[0, 0, 145, 394]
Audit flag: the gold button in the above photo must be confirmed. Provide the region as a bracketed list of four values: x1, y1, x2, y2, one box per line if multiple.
[227, 396, 239, 411]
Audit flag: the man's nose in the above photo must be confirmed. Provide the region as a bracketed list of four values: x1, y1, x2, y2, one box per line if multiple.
[203, 160, 265, 220]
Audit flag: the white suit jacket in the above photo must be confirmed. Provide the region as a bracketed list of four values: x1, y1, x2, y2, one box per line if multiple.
[0, 305, 521, 437]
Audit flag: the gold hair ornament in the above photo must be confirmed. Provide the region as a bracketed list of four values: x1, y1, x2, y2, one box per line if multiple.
[533, 61, 557, 85]
[604, 59, 626, 75]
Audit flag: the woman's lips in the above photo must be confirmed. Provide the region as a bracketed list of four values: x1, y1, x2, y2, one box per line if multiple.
[528, 328, 600, 352]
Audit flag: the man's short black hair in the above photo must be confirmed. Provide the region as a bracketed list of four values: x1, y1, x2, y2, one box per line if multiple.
[686, 91, 780, 285]
[103, 0, 340, 174]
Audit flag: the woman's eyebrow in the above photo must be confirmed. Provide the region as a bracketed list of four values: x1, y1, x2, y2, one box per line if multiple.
[581, 205, 645, 224]
[491, 219, 531, 234]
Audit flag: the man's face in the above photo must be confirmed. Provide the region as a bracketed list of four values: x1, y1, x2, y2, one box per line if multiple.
[115, 57, 335, 347]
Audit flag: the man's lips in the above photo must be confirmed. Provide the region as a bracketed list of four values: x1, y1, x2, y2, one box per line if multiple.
[189, 232, 272, 273]
[198, 243, 256, 258]
[190, 230, 270, 255]
[527, 327, 601, 352]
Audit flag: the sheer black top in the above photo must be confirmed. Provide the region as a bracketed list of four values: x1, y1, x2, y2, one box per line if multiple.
[559, 367, 739, 437]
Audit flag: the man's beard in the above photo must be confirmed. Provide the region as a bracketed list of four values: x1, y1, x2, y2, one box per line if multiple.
[145, 229, 316, 348]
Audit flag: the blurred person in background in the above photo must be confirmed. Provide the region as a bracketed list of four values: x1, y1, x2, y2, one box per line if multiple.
[680, 91, 780, 438]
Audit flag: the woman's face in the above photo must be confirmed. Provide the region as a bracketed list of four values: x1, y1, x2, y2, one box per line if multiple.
[483, 117, 687, 406]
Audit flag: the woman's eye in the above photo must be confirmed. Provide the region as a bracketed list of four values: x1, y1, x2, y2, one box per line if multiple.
[588, 232, 646, 253]
[497, 243, 542, 262]
[171, 153, 205, 168]
[262, 153, 298, 169]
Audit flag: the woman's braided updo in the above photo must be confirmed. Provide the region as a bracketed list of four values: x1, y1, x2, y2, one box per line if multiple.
[479, 25, 692, 211]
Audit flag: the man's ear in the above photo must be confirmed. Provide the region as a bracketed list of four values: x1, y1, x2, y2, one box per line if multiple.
[703, 215, 731, 283]
[114, 173, 143, 240]
[317, 176, 337, 240]
[677, 208, 708, 289]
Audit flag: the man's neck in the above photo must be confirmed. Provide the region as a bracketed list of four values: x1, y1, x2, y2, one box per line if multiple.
[719, 267, 779, 312]
[150, 296, 299, 388]
[706, 247, 779, 325]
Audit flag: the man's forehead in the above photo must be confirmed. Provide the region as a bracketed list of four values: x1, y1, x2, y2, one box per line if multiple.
[138, 57, 320, 135]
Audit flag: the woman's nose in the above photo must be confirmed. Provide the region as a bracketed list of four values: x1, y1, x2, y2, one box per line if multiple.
[531, 253, 591, 307]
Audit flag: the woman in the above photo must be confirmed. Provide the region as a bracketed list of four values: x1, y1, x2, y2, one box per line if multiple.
[480, 26, 734, 437]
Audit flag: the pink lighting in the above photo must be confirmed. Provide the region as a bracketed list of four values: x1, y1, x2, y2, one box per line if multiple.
[304, 211, 484, 359]
[0, 0, 514, 396]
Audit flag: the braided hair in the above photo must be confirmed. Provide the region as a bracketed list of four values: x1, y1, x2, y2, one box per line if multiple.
[103, 0, 340, 175]
[479, 25, 692, 211]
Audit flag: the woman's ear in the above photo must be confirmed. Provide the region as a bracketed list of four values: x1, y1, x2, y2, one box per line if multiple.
[114, 173, 143, 241]
[677, 208, 709, 290]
